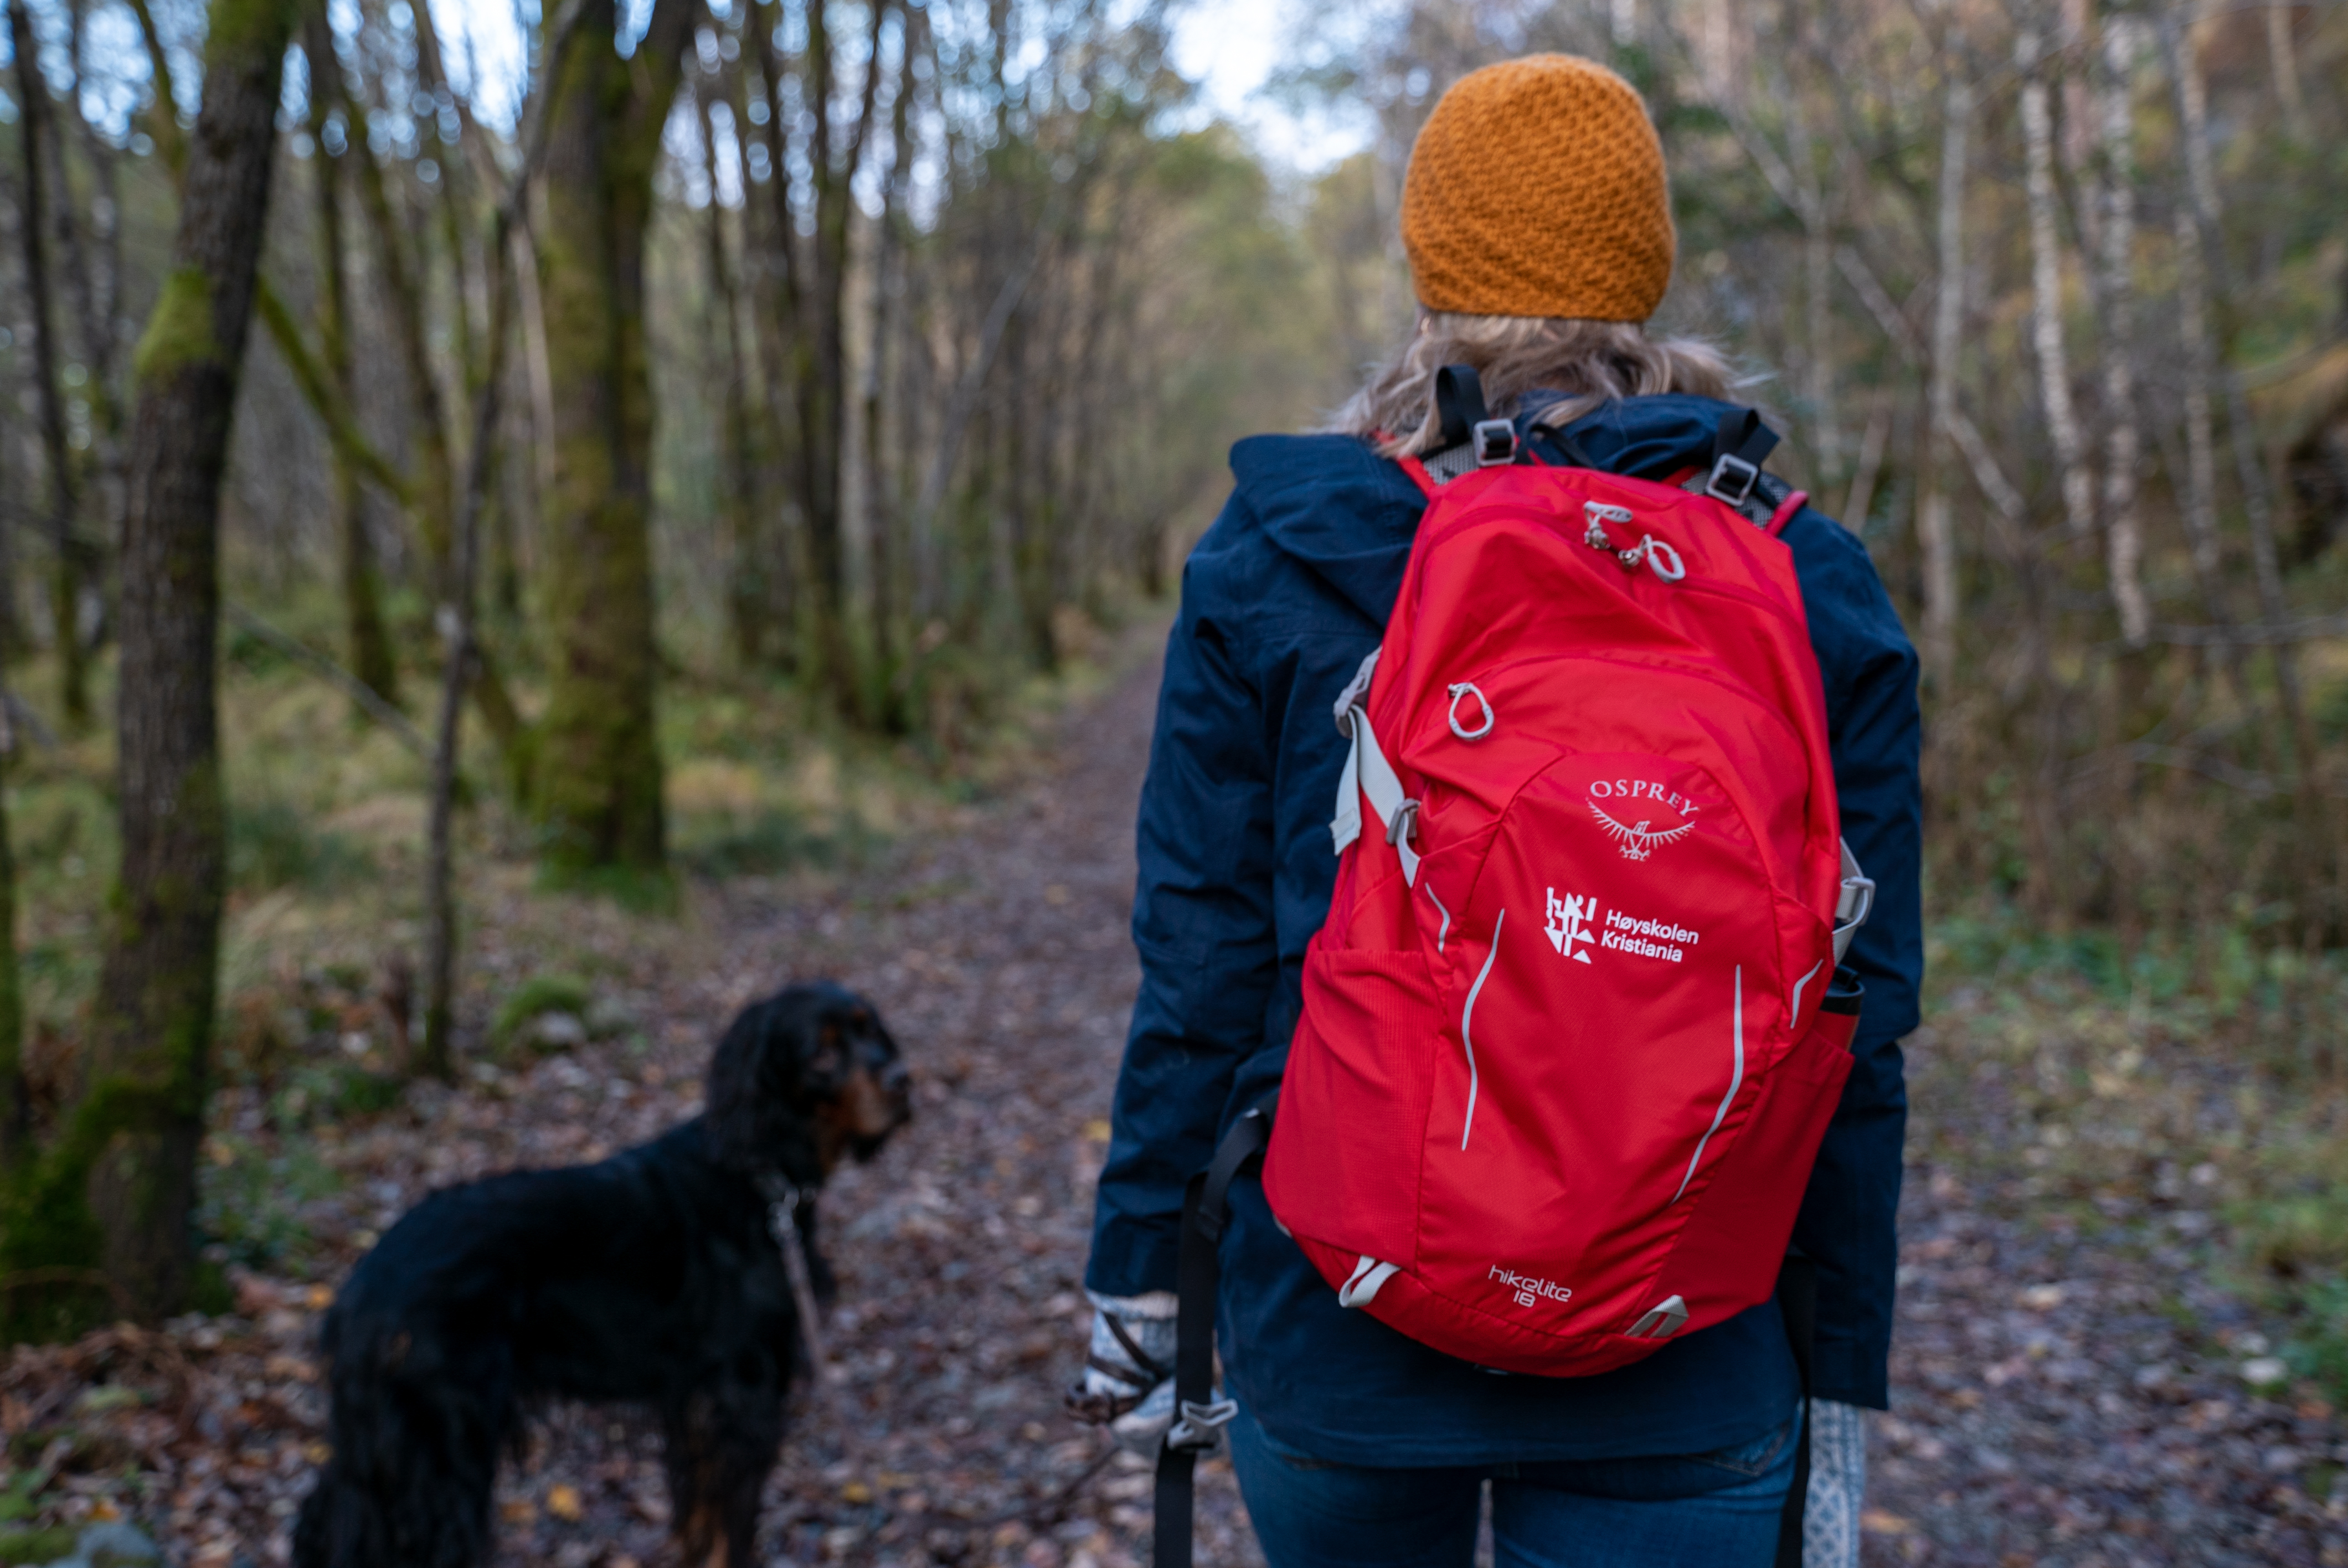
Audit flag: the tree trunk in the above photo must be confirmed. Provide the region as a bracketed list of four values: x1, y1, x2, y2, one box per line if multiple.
[800, 0, 855, 714]
[865, 20, 916, 724]
[1781, 75, 1840, 484]
[305, 22, 532, 772]
[66, 0, 128, 604]
[2168, 0, 2332, 935]
[2264, 3, 2308, 141]
[2094, 14, 2150, 649]
[1916, 71, 1969, 693]
[423, 184, 522, 1084]
[0, 709, 24, 1164]
[121, 0, 185, 175]
[10, 1, 91, 729]
[701, 81, 765, 673]
[743, 19, 807, 671]
[0, 320, 15, 1156]
[87, 0, 295, 1322]
[532, 0, 694, 873]
[2018, 27, 2095, 541]
[338, 87, 458, 588]
[306, 20, 400, 710]
[755, 0, 887, 719]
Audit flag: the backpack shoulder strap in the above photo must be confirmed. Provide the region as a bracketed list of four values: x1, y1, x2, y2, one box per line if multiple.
[1414, 366, 1523, 486]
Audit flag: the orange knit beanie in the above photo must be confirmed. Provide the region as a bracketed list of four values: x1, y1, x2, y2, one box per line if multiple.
[1401, 55, 1676, 323]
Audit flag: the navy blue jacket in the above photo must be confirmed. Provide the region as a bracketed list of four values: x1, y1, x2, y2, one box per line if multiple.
[1086, 395, 1922, 1466]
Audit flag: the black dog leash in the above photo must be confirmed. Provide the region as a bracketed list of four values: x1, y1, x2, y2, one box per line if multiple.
[1154, 1096, 1275, 1568]
[1774, 1251, 1817, 1568]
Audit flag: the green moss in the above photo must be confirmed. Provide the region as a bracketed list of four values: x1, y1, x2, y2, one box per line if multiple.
[531, 47, 670, 878]
[0, 1525, 80, 1565]
[131, 269, 220, 387]
[200, 0, 298, 65]
[534, 862, 677, 916]
[490, 973, 593, 1049]
[0, 1076, 178, 1341]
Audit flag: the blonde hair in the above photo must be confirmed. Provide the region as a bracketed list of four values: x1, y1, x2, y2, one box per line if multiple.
[1330, 312, 1734, 458]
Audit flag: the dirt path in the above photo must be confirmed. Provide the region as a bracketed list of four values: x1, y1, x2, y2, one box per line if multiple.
[7, 647, 2345, 1567]
[473, 639, 1265, 1568]
[1865, 1084, 2347, 1565]
[642, 641, 1262, 1568]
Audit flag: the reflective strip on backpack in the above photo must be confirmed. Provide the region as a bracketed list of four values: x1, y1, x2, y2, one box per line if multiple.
[1672, 966, 1745, 1204]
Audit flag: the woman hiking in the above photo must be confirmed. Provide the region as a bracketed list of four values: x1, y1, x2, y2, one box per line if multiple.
[1072, 54, 1921, 1568]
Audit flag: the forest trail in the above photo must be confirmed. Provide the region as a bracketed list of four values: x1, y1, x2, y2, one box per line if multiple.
[6, 644, 2345, 1567]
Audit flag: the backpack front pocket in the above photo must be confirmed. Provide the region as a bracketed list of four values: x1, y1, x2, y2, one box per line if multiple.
[1264, 942, 1443, 1269]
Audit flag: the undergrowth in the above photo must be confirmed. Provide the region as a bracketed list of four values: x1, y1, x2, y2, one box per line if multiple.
[1920, 886, 2348, 1409]
[0, 594, 1162, 1343]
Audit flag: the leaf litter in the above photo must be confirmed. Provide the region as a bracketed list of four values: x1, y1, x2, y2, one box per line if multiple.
[4, 652, 2344, 1565]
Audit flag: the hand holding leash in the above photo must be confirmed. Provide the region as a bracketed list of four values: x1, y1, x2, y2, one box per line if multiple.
[1065, 1295, 1222, 1459]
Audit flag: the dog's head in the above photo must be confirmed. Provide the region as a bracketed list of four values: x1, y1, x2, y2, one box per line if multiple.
[704, 981, 912, 1183]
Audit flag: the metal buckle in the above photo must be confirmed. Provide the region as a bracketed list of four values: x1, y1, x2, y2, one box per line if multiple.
[1166, 1396, 1239, 1451]
[1471, 418, 1517, 467]
[1704, 453, 1760, 506]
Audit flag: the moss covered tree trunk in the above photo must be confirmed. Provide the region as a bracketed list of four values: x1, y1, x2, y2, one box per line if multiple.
[85, 0, 296, 1321]
[531, 0, 696, 872]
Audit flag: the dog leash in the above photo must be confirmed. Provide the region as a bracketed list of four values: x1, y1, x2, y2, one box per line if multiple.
[760, 1178, 841, 1414]
[759, 1174, 1120, 1533]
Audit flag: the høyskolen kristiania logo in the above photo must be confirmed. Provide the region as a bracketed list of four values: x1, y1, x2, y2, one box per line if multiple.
[1489, 1265, 1573, 1310]
[1544, 888, 1598, 963]
[1599, 907, 1699, 963]
[1585, 777, 1698, 862]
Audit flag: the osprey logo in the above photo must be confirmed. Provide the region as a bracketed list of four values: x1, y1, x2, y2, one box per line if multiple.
[1544, 888, 1598, 964]
[1586, 778, 1698, 862]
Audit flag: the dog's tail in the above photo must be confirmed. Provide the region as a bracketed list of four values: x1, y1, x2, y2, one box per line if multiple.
[293, 1298, 518, 1568]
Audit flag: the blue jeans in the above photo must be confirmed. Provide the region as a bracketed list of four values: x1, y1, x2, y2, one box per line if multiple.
[1229, 1400, 1798, 1568]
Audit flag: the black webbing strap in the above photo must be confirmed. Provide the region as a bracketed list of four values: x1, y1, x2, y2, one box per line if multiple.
[1434, 365, 1491, 450]
[1773, 1252, 1817, 1568]
[1152, 1098, 1275, 1568]
[1713, 406, 1781, 471]
[1527, 416, 1604, 471]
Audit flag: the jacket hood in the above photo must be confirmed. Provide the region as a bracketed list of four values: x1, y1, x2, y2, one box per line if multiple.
[1228, 394, 1762, 623]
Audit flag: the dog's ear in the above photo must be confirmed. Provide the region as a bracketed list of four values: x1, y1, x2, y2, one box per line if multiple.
[703, 996, 806, 1172]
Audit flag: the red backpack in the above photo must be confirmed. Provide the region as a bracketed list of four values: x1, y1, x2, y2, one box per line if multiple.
[1258, 375, 1873, 1379]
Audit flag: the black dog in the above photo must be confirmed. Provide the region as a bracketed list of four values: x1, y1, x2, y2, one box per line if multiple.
[292, 981, 910, 1568]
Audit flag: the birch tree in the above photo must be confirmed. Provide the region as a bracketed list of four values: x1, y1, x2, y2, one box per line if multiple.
[2094, 13, 2150, 649]
[1917, 71, 1970, 690]
[2017, 25, 2094, 541]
